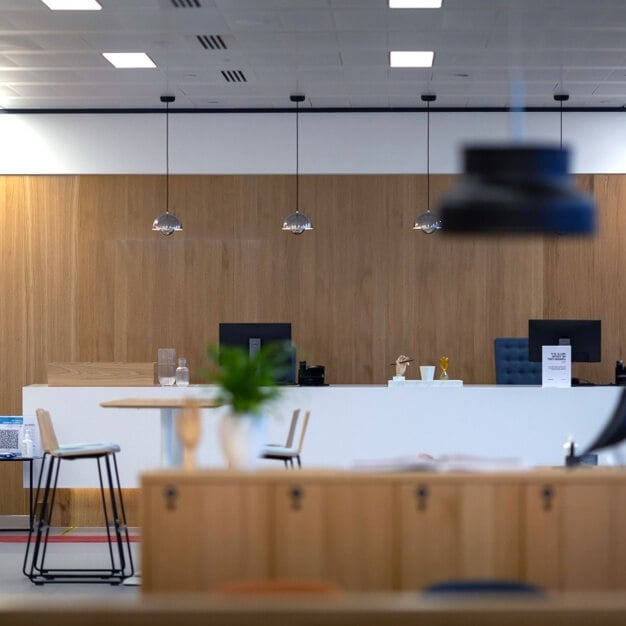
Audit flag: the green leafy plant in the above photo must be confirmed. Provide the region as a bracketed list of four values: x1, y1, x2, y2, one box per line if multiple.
[204, 343, 290, 415]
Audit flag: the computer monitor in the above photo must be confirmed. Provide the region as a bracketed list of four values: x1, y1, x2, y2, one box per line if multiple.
[218, 322, 295, 383]
[528, 319, 601, 362]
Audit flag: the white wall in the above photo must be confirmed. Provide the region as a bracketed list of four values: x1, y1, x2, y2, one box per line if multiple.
[1, 111, 625, 175]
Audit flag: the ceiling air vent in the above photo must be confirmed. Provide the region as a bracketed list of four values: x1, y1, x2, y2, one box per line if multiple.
[197, 35, 227, 50]
[221, 70, 247, 83]
[171, 0, 201, 8]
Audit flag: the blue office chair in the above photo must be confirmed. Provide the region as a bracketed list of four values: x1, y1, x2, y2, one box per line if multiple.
[494, 337, 541, 385]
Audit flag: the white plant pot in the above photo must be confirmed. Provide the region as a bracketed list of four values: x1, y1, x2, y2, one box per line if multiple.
[218, 412, 267, 470]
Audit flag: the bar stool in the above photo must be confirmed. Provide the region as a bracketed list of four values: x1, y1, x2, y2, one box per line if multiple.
[23, 408, 134, 585]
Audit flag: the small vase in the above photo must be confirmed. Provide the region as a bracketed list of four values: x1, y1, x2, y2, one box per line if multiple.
[218, 412, 267, 470]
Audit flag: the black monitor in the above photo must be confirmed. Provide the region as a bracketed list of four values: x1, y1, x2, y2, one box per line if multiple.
[528, 319, 601, 362]
[218, 322, 295, 383]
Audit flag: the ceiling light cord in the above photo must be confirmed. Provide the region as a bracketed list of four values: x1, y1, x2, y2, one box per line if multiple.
[296, 98, 299, 212]
[554, 93, 569, 151]
[426, 98, 430, 211]
[165, 98, 170, 214]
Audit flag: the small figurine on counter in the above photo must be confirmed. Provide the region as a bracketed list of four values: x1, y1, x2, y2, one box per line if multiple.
[392, 355, 413, 379]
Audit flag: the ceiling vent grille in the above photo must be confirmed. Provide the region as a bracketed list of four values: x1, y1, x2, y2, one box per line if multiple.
[171, 0, 201, 8]
[221, 70, 247, 83]
[197, 35, 227, 50]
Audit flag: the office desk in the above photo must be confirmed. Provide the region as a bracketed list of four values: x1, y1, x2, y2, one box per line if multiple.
[100, 397, 221, 466]
[0, 456, 34, 531]
[3, 592, 626, 626]
[0, 591, 626, 626]
[23, 384, 625, 487]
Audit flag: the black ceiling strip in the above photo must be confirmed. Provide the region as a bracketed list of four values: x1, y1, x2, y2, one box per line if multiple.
[2, 107, 625, 115]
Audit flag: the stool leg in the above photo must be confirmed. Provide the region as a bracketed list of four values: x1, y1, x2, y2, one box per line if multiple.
[110, 453, 134, 577]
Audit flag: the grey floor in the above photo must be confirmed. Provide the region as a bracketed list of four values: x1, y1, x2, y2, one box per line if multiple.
[0, 527, 140, 597]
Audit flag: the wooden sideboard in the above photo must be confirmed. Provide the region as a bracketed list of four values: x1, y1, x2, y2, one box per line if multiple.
[141, 469, 626, 593]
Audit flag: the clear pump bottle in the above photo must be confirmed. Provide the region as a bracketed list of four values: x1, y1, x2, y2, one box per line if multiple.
[175, 358, 190, 386]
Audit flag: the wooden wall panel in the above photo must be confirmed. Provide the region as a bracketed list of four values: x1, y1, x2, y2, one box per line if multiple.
[1, 173, 626, 418]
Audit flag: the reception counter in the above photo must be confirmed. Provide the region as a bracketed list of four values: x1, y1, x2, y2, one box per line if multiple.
[22, 384, 624, 487]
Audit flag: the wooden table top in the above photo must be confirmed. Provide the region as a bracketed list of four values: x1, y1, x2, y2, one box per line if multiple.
[100, 397, 222, 409]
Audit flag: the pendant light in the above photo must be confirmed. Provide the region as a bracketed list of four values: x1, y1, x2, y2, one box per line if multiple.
[152, 94, 183, 236]
[438, 93, 594, 235]
[413, 94, 441, 233]
[282, 94, 313, 235]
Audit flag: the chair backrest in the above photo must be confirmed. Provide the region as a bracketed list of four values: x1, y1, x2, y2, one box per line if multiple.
[36, 408, 59, 453]
[295, 411, 310, 454]
[494, 337, 542, 385]
[284, 409, 301, 448]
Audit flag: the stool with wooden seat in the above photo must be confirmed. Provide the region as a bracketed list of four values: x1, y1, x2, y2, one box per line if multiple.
[260, 410, 310, 469]
[23, 408, 134, 585]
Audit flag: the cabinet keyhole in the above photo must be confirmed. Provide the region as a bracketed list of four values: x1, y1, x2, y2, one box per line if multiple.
[415, 485, 429, 511]
[163, 485, 179, 511]
[289, 486, 304, 511]
[541, 485, 555, 511]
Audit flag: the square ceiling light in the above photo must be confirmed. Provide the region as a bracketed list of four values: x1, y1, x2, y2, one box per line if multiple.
[102, 53, 156, 69]
[41, 0, 102, 9]
[390, 50, 434, 68]
[389, 1, 442, 7]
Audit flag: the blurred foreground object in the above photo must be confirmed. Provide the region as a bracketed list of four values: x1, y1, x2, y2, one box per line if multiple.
[439, 145, 595, 235]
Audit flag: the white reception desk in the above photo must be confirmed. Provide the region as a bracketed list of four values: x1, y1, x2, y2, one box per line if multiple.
[22, 383, 625, 487]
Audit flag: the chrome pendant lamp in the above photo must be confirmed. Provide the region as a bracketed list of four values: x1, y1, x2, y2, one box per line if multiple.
[413, 94, 441, 233]
[438, 93, 594, 235]
[282, 94, 313, 235]
[152, 94, 183, 236]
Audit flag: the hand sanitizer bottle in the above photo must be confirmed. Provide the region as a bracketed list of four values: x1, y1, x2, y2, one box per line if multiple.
[175, 358, 190, 387]
[21, 432, 34, 457]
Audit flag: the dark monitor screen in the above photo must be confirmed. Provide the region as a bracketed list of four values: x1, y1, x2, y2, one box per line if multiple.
[528, 319, 601, 362]
[218, 322, 295, 383]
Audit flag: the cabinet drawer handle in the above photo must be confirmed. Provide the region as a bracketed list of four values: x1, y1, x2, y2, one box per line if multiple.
[415, 485, 429, 511]
[289, 486, 303, 511]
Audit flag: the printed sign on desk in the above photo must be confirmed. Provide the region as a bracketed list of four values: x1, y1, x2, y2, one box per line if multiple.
[542, 345, 572, 387]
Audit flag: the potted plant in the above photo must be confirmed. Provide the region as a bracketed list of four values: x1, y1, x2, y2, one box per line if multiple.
[205, 342, 289, 469]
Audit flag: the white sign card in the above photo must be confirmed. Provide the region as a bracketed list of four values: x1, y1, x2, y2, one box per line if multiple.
[542, 345, 572, 388]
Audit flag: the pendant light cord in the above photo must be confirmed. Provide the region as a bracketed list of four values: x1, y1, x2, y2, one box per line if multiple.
[165, 99, 170, 215]
[426, 99, 430, 211]
[559, 98, 563, 150]
[296, 99, 299, 212]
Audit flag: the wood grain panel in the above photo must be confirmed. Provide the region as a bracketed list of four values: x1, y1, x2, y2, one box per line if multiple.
[325, 483, 395, 590]
[49, 487, 139, 528]
[3, 173, 626, 421]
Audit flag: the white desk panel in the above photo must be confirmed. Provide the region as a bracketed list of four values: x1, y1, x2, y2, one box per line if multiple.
[23, 384, 624, 487]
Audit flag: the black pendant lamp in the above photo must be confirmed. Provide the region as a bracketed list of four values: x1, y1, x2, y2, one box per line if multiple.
[282, 94, 313, 235]
[438, 97, 595, 235]
[152, 95, 183, 236]
[413, 94, 441, 234]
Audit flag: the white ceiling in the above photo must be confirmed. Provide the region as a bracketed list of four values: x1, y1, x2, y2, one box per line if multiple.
[1, 0, 626, 110]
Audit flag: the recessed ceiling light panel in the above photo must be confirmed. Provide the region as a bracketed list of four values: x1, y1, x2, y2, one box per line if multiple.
[390, 51, 434, 68]
[389, 1, 442, 7]
[102, 53, 156, 69]
[41, 0, 102, 9]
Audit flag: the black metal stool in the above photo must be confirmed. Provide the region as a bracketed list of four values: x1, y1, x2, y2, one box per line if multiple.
[23, 408, 134, 585]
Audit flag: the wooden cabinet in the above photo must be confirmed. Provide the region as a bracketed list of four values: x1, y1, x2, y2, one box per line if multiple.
[141, 469, 626, 593]
[524, 480, 626, 590]
[398, 481, 522, 588]
[142, 478, 271, 592]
